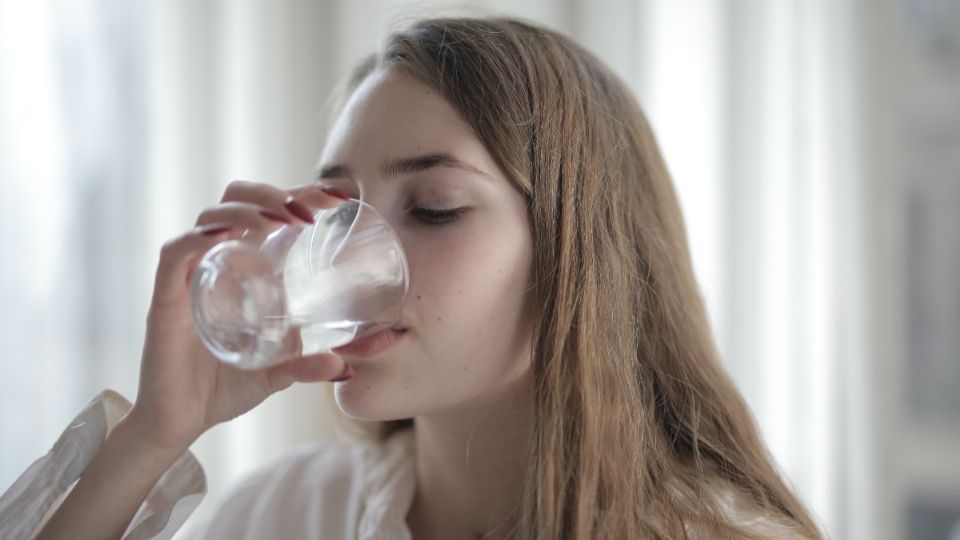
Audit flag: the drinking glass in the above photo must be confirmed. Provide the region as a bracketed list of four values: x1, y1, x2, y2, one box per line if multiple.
[189, 198, 408, 370]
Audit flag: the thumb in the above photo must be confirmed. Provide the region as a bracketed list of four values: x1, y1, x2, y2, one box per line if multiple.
[265, 353, 350, 391]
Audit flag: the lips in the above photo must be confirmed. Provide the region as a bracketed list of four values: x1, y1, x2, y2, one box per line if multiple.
[332, 327, 407, 358]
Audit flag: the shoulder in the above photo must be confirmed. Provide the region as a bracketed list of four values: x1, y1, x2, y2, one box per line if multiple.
[195, 429, 414, 538]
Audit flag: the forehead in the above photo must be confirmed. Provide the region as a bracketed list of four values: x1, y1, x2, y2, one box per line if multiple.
[320, 68, 482, 166]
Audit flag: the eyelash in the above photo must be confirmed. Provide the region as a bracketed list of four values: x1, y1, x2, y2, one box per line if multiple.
[325, 195, 464, 226]
[411, 207, 464, 225]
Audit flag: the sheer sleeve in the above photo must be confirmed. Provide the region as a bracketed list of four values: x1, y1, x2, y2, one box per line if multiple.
[0, 389, 207, 540]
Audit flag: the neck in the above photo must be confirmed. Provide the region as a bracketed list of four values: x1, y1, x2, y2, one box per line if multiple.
[406, 370, 534, 540]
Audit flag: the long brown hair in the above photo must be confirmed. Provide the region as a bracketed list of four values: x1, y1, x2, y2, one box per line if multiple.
[328, 17, 823, 539]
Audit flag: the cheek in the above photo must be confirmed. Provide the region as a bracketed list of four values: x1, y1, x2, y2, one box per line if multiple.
[404, 220, 532, 364]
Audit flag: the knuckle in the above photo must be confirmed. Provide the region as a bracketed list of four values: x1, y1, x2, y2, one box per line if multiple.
[194, 204, 220, 223]
[159, 228, 197, 258]
[159, 237, 180, 255]
[222, 179, 254, 200]
[157, 238, 183, 267]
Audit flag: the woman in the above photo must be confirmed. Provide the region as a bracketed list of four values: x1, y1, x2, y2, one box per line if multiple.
[13, 16, 822, 539]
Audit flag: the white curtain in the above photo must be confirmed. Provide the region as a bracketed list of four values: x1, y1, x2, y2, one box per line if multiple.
[1, 1, 915, 538]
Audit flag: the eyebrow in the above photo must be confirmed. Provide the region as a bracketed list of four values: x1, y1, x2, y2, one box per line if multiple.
[315, 152, 491, 182]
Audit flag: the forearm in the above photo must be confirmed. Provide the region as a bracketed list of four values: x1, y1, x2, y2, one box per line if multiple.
[34, 412, 191, 540]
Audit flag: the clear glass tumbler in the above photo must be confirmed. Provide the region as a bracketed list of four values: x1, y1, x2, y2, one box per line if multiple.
[189, 198, 409, 370]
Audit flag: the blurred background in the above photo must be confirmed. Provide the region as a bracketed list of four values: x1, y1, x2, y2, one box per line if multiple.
[1, 0, 958, 538]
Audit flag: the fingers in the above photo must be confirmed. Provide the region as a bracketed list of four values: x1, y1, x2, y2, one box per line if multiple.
[218, 180, 348, 225]
[289, 183, 352, 209]
[264, 354, 353, 392]
[195, 201, 295, 230]
[151, 223, 238, 307]
[150, 180, 350, 314]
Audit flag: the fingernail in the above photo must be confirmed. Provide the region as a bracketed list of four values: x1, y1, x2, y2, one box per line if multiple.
[199, 224, 233, 236]
[320, 186, 351, 201]
[259, 209, 292, 224]
[330, 364, 355, 382]
[284, 196, 315, 224]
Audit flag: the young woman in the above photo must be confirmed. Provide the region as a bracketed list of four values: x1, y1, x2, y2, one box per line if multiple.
[21, 16, 822, 540]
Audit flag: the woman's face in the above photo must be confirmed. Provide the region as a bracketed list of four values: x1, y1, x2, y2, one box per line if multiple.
[318, 68, 534, 421]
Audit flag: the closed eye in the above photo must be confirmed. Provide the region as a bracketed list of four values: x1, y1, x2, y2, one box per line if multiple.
[411, 207, 465, 225]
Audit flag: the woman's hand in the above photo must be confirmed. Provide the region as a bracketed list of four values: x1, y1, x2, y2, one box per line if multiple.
[125, 181, 350, 453]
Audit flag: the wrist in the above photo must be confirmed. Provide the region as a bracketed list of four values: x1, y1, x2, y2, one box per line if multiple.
[113, 411, 195, 466]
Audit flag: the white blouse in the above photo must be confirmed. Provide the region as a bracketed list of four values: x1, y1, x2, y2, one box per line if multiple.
[0, 390, 809, 539]
[0, 389, 417, 540]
